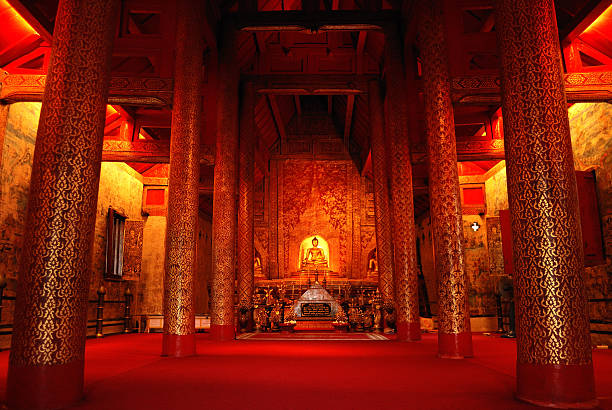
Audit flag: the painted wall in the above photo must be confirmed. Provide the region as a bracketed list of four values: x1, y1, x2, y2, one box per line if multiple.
[87, 161, 145, 334]
[462, 214, 496, 316]
[0, 102, 181, 345]
[0, 102, 38, 347]
[415, 214, 438, 315]
[568, 102, 612, 345]
[485, 163, 508, 216]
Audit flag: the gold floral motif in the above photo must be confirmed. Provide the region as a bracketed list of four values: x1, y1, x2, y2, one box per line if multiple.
[212, 22, 239, 327]
[163, 0, 205, 336]
[495, 0, 592, 366]
[384, 30, 420, 326]
[9, 0, 119, 367]
[418, 1, 471, 335]
[238, 82, 255, 310]
[368, 81, 395, 310]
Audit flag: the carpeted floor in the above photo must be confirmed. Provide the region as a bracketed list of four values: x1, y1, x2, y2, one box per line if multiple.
[237, 332, 389, 340]
[0, 333, 610, 409]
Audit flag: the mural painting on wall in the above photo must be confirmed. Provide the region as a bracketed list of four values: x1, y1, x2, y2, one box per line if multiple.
[0, 104, 37, 279]
[462, 217, 495, 316]
[122, 220, 144, 280]
[282, 160, 349, 274]
[568, 103, 612, 330]
[486, 217, 504, 277]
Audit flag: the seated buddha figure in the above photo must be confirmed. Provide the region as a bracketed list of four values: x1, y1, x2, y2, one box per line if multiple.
[301, 237, 328, 270]
[367, 249, 378, 273]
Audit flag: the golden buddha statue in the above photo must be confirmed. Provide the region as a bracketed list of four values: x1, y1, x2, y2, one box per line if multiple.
[301, 237, 328, 270]
[254, 252, 264, 278]
[367, 249, 378, 273]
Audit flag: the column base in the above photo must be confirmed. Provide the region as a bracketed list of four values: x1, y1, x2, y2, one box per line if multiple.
[7, 359, 84, 410]
[396, 321, 421, 341]
[162, 333, 196, 357]
[516, 362, 597, 408]
[438, 331, 473, 359]
[210, 324, 235, 341]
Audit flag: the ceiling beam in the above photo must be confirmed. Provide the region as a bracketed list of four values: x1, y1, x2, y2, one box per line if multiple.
[0, 73, 174, 106]
[451, 71, 612, 104]
[267, 95, 288, 145]
[344, 94, 354, 145]
[102, 140, 215, 164]
[233, 10, 398, 32]
[4, 71, 610, 107]
[7, 0, 53, 42]
[561, 0, 612, 45]
[249, 74, 374, 95]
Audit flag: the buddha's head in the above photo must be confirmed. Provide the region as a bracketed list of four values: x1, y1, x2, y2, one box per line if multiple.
[312, 237, 319, 247]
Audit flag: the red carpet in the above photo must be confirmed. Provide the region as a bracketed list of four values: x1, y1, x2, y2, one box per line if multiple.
[0, 333, 609, 409]
[237, 332, 389, 340]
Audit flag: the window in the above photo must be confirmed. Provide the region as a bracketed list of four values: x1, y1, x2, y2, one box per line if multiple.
[106, 208, 127, 279]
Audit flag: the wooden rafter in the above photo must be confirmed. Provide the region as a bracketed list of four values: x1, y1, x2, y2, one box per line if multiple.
[6, 0, 52, 42]
[356, 31, 367, 74]
[294, 95, 302, 116]
[344, 94, 354, 145]
[267, 94, 288, 145]
[561, 0, 612, 45]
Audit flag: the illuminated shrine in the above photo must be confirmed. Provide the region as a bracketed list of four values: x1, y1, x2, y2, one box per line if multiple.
[0, 0, 611, 409]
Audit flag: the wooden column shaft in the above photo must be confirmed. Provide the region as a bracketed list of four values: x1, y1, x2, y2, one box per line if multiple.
[368, 80, 395, 314]
[162, 0, 205, 358]
[237, 82, 255, 316]
[417, 0, 472, 358]
[384, 27, 420, 341]
[495, 0, 595, 406]
[211, 22, 240, 341]
[6, 1, 119, 408]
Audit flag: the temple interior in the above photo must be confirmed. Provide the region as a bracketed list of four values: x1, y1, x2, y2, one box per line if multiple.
[0, 0, 611, 409]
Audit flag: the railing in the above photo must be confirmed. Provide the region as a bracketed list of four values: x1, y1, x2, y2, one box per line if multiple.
[89, 285, 134, 338]
[0, 278, 134, 343]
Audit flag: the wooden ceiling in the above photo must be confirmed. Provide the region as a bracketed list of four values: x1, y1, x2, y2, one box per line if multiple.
[1, 0, 612, 217]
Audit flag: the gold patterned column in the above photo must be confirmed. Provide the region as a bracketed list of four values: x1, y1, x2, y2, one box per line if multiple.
[6, 1, 119, 408]
[368, 80, 395, 329]
[384, 28, 420, 341]
[237, 82, 255, 331]
[162, 0, 204, 357]
[211, 22, 239, 341]
[417, 1, 473, 358]
[495, 0, 596, 406]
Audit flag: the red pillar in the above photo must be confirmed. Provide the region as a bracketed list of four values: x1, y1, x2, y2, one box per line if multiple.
[384, 27, 420, 341]
[237, 82, 255, 331]
[162, 0, 205, 357]
[368, 80, 395, 327]
[211, 22, 239, 341]
[6, 1, 119, 408]
[495, 0, 596, 407]
[417, 1, 473, 358]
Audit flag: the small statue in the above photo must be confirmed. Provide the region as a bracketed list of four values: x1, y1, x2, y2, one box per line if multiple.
[367, 249, 378, 273]
[301, 237, 328, 270]
[264, 287, 276, 306]
[254, 253, 264, 278]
